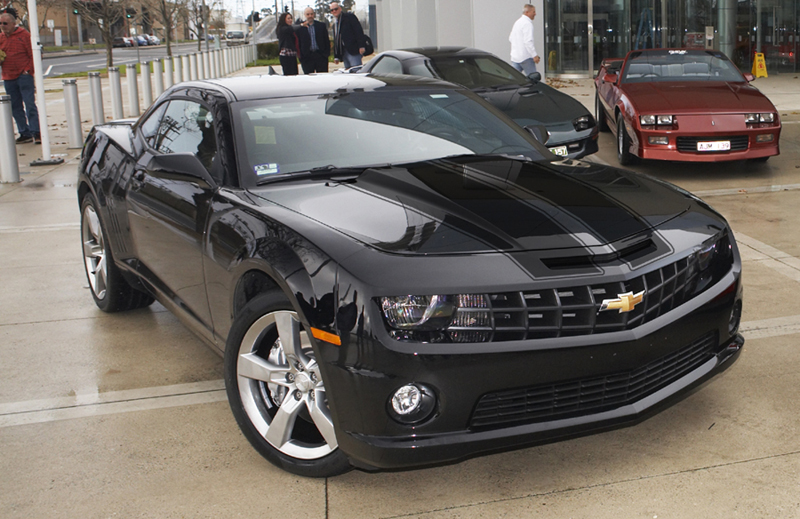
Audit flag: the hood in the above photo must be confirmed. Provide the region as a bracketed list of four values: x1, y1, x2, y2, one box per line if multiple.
[622, 81, 777, 114]
[249, 157, 692, 255]
[477, 83, 589, 127]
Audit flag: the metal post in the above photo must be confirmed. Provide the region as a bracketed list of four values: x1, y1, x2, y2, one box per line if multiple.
[203, 51, 211, 79]
[154, 59, 164, 97]
[142, 61, 153, 108]
[163, 57, 174, 89]
[213, 49, 220, 78]
[126, 64, 140, 116]
[26, 0, 63, 166]
[88, 72, 104, 127]
[182, 54, 191, 82]
[109, 67, 124, 120]
[0, 96, 20, 184]
[63, 79, 84, 149]
[190, 53, 198, 80]
[77, 14, 83, 53]
[198, 51, 206, 79]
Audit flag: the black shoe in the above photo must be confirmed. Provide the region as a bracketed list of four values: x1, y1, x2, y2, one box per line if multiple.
[16, 134, 33, 144]
[33, 133, 41, 144]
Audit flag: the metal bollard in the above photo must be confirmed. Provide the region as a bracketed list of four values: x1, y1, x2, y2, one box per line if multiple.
[109, 67, 124, 120]
[142, 61, 153, 108]
[181, 54, 190, 83]
[153, 59, 164, 97]
[0, 95, 20, 183]
[189, 53, 198, 81]
[163, 57, 174, 89]
[88, 72, 105, 127]
[214, 50, 221, 78]
[203, 51, 211, 79]
[63, 79, 84, 148]
[199, 52, 206, 79]
[126, 64, 140, 116]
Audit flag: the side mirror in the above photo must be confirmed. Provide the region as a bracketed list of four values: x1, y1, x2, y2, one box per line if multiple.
[603, 73, 618, 84]
[743, 72, 755, 82]
[147, 153, 214, 185]
[525, 124, 550, 145]
[348, 65, 364, 74]
[527, 71, 541, 84]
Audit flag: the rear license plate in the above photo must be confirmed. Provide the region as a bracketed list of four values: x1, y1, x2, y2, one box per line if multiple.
[697, 141, 731, 151]
[550, 145, 569, 156]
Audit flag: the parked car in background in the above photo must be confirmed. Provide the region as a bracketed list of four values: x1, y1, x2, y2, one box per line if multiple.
[146, 34, 161, 45]
[595, 48, 781, 165]
[112, 37, 131, 48]
[134, 35, 149, 46]
[351, 47, 599, 159]
[226, 30, 246, 46]
[78, 74, 743, 477]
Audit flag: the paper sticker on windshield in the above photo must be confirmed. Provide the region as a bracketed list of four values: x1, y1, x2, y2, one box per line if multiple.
[669, 50, 687, 54]
[254, 126, 277, 145]
[430, 94, 449, 99]
[255, 163, 280, 176]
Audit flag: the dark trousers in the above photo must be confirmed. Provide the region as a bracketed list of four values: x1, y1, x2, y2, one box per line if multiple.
[300, 52, 329, 74]
[279, 55, 299, 76]
[4, 73, 39, 137]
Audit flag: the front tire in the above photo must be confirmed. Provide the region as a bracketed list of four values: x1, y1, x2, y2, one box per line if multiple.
[617, 114, 638, 166]
[80, 193, 154, 312]
[224, 292, 351, 477]
[596, 93, 609, 132]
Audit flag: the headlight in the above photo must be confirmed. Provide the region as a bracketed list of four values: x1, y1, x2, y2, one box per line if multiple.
[745, 113, 775, 123]
[690, 232, 733, 295]
[573, 115, 594, 131]
[640, 115, 656, 125]
[379, 294, 492, 342]
[657, 115, 673, 125]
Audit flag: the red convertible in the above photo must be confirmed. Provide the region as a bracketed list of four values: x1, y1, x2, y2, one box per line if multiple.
[595, 49, 781, 165]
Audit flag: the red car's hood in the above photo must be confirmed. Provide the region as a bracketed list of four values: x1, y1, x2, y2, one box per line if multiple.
[622, 81, 776, 114]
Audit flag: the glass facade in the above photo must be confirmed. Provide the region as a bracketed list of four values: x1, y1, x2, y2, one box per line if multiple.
[545, 0, 799, 76]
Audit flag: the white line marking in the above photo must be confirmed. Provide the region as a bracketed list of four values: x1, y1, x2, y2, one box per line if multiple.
[45, 65, 53, 76]
[694, 184, 800, 198]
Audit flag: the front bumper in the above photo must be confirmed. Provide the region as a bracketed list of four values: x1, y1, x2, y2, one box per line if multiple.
[547, 126, 600, 160]
[632, 126, 780, 162]
[320, 272, 743, 471]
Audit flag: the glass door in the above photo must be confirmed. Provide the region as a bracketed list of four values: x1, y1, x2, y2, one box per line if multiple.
[545, 0, 590, 75]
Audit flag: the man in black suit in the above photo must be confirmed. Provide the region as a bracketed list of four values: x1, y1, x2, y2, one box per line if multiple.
[330, 1, 365, 68]
[297, 7, 330, 74]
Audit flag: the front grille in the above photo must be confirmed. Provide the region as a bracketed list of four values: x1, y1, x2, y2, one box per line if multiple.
[470, 331, 717, 429]
[676, 135, 749, 153]
[466, 254, 700, 342]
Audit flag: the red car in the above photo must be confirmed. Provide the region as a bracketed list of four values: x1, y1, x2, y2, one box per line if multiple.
[595, 48, 781, 165]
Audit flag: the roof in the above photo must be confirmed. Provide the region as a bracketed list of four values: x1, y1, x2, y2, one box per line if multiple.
[397, 46, 492, 59]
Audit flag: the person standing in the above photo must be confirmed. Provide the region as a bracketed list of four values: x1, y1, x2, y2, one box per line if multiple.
[277, 12, 299, 76]
[330, 1, 365, 69]
[297, 7, 330, 74]
[509, 4, 540, 76]
[0, 12, 40, 144]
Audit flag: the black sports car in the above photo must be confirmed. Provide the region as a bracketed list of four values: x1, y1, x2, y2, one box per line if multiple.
[349, 46, 599, 159]
[78, 74, 743, 478]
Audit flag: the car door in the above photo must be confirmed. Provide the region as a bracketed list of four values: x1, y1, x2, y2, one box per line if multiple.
[126, 97, 219, 337]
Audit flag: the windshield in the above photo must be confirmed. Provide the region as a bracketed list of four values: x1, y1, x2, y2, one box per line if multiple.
[621, 50, 745, 83]
[233, 88, 552, 187]
[429, 55, 529, 88]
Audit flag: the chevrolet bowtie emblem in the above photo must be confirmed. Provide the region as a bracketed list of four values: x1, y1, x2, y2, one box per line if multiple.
[599, 291, 645, 313]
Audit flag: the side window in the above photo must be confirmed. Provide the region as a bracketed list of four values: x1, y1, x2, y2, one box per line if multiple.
[139, 102, 168, 148]
[407, 60, 436, 78]
[153, 99, 217, 171]
[370, 56, 403, 75]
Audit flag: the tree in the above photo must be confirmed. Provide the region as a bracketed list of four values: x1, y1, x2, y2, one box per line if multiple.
[186, 0, 214, 50]
[73, 0, 126, 68]
[142, 0, 187, 56]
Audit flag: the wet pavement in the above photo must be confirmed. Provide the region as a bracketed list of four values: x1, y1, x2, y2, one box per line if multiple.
[1, 71, 800, 518]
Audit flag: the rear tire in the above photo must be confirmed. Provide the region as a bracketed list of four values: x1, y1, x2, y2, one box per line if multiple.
[596, 93, 609, 132]
[224, 291, 352, 478]
[617, 114, 638, 166]
[80, 193, 154, 312]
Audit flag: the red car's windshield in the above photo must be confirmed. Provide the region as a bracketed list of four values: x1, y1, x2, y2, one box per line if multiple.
[621, 50, 745, 83]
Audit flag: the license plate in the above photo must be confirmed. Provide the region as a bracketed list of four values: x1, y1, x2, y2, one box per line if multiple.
[697, 141, 731, 151]
[550, 146, 569, 156]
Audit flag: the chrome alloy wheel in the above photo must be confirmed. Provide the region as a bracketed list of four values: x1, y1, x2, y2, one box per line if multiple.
[236, 311, 338, 460]
[82, 204, 107, 300]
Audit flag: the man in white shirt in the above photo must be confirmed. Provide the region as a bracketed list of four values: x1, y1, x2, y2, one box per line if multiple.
[509, 4, 540, 75]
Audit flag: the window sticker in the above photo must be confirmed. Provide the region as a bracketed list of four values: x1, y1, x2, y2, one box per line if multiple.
[255, 163, 280, 176]
[429, 94, 449, 99]
[254, 126, 277, 145]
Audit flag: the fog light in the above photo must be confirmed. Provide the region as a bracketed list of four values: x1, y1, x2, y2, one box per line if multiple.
[648, 136, 668, 145]
[756, 134, 774, 143]
[388, 384, 437, 424]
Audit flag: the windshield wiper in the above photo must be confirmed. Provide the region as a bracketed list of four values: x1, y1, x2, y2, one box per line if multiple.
[255, 164, 390, 186]
[440, 152, 534, 163]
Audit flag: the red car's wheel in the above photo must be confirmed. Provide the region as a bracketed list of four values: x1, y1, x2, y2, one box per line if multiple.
[596, 93, 609, 132]
[617, 114, 638, 166]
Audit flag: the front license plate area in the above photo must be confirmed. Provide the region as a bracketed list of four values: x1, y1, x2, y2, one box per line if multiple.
[697, 140, 731, 151]
[550, 145, 569, 156]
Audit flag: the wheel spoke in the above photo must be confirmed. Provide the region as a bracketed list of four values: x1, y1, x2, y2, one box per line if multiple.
[265, 391, 303, 448]
[274, 312, 308, 367]
[94, 256, 107, 295]
[238, 352, 292, 386]
[308, 389, 338, 448]
[84, 240, 102, 259]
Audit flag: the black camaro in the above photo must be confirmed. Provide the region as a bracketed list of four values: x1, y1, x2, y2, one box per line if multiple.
[348, 47, 599, 159]
[78, 74, 743, 477]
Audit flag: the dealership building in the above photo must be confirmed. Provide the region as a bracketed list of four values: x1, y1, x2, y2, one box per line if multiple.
[368, 0, 797, 76]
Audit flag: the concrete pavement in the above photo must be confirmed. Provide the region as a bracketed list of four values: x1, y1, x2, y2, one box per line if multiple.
[1, 68, 800, 518]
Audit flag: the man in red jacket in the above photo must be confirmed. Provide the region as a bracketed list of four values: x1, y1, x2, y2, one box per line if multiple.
[0, 12, 40, 144]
